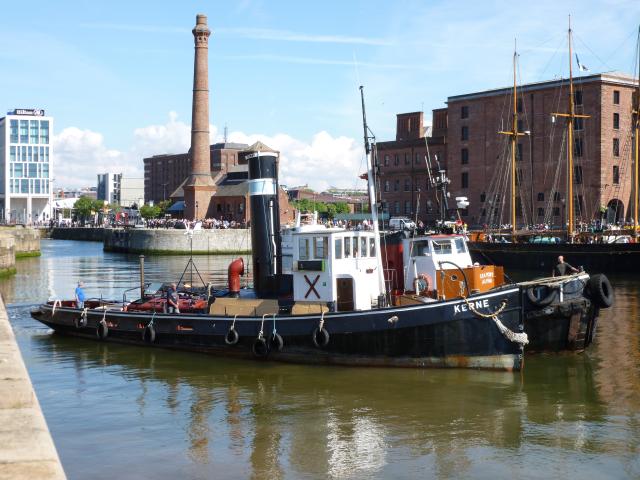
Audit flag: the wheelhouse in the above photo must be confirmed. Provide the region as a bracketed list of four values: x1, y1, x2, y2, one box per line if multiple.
[292, 228, 382, 311]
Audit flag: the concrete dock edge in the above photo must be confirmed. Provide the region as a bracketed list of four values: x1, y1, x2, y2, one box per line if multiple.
[0, 296, 66, 479]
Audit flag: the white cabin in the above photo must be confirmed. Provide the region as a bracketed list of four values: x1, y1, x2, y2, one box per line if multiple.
[292, 228, 383, 311]
[403, 234, 474, 293]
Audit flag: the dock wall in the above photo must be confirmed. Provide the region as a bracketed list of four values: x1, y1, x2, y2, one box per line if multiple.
[0, 296, 66, 479]
[103, 228, 252, 254]
[0, 234, 16, 276]
[0, 227, 40, 257]
[49, 227, 104, 242]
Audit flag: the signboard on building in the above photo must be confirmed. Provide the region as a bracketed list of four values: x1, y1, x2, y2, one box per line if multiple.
[11, 108, 45, 116]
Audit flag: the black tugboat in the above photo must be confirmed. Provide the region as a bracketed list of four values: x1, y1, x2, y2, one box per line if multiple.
[30, 87, 612, 371]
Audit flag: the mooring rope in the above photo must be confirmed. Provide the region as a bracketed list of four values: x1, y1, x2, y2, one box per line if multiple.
[463, 297, 529, 345]
[52, 300, 61, 316]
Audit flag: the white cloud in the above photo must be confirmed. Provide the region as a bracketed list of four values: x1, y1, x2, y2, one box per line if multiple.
[53, 113, 368, 193]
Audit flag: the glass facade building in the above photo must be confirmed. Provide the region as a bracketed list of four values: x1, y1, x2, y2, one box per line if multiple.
[0, 109, 53, 223]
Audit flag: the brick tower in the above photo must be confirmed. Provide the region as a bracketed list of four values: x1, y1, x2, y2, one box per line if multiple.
[183, 13, 215, 220]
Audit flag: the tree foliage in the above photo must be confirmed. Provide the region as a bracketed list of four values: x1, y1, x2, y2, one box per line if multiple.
[140, 204, 161, 219]
[73, 196, 96, 220]
[291, 199, 351, 219]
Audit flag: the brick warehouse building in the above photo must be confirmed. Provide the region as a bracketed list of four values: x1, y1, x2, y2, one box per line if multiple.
[376, 111, 448, 224]
[144, 142, 248, 204]
[379, 72, 638, 227]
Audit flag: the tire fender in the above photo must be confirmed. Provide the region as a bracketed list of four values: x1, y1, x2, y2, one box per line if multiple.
[587, 273, 613, 308]
[96, 320, 108, 340]
[526, 285, 557, 308]
[312, 327, 330, 348]
[225, 328, 239, 345]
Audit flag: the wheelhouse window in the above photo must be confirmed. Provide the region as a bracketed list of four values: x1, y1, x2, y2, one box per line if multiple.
[344, 237, 351, 257]
[360, 237, 368, 257]
[334, 238, 342, 259]
[454, 238, 466, 254]
[432, 240, 453, 255]
[352, 237, 359, 257]
[412, 240, 430, 256]
[314, 236, 328, 259]
[299, 237, 310, 260]
[369, 238, 376, 257]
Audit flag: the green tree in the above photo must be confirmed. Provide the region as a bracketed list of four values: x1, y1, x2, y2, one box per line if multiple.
[140, 204, 161, 219]
[157, 200, 172, 215]
[334, 202, 350, 214]
[74, 196, 95, 223]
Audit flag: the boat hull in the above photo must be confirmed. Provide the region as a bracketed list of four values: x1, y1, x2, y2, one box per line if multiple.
[31, 288, 525, 371]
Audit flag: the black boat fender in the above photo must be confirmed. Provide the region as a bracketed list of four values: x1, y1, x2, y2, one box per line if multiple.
[252, 336, 268, 357]
[526, 285, 558, 308]
[252, 315, 269, 357]
[587, 273, 614, 308]
[96, 319, 108, 340]
[142, 321, 156, 343]
[225, 315, 240, 345]
[269, 332, 284, 352]
[74, 308, 88, 329]
[268, 314, 284, 352]
[312, 312, 330, 348]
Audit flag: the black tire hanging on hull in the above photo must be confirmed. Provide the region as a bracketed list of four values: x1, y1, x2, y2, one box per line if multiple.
[587, 273, 613, 308]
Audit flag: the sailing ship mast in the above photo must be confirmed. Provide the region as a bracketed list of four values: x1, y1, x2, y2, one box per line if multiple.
[499, 42, 525, 236]
[634, 25, 640, 236]
[551, 16, 590, 240]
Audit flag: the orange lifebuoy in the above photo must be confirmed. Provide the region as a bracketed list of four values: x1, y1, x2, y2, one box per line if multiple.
[416, 274, 432, 295]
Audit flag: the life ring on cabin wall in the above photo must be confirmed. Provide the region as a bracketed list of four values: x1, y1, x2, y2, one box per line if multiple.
[415, 274, 432, 295]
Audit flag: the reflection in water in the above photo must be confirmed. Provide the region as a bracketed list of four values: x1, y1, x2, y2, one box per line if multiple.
[4, 241, 640, 479]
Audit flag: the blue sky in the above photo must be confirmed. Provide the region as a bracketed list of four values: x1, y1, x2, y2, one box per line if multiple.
[1, 0, 639, 190]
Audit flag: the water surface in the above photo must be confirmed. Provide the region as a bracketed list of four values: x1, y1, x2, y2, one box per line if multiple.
[4, 240, 639, 479]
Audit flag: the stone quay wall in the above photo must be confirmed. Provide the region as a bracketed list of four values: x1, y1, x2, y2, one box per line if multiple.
[103, 228, 252, 254]
[0, 295, 67, 479]
[0, 233, 16, 276]
[0, 227, 41, 257]
[50, 227, 105, 242]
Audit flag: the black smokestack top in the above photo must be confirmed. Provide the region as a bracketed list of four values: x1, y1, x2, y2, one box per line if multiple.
[246, 145, 281, 298]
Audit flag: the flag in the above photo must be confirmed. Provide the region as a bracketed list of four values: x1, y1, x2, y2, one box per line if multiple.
[575, 54, 589, 72]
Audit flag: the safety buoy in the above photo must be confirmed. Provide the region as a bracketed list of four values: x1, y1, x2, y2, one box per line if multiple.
[252, 336, 268, 357]
[225, 327, 239, 345]
[417, 273, 432, 294]
[526, 285, 557, 308]
[269, 332, 284, 352]
[96, 320, 108, 340]
[312, 327, 330, 348]
[142, 323, 156, 343]
[587, 273, 613, 308]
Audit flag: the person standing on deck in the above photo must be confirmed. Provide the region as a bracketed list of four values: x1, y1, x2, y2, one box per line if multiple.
[165, 283, 180, 314]
[552, 256, 579, 277]
[75, 282, 86, 308]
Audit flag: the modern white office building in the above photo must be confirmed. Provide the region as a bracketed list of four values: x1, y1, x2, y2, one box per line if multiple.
[97, 172, 121, 204]
[0, 108, 53, 224]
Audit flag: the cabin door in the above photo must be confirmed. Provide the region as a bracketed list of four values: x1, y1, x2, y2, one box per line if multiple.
[336, 277, 354, 311]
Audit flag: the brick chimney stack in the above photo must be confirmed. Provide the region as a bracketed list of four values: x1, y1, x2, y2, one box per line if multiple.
[184, 13, 215, 220]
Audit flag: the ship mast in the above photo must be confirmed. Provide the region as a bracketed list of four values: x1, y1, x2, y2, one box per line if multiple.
[634, 25, 640, 237]
[499, 41, 525, 236]
[552, 16, 589, 240]
[359, 86, 386, 297]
